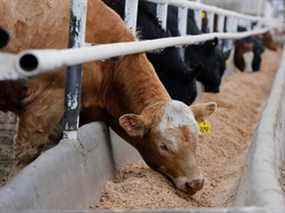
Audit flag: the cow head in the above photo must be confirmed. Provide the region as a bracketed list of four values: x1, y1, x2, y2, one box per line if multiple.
[188, 38, 229, 93]
[262, 32, 278, 51]
[119, 100, 217, 195]
[234, 38, 254, 72]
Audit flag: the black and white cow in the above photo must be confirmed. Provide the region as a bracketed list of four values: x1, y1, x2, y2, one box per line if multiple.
[166, 6, 230, 93]
[104, 0, 199, 105]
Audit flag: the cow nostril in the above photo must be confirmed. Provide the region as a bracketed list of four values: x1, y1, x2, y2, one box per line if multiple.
[185, 179, 204, 195]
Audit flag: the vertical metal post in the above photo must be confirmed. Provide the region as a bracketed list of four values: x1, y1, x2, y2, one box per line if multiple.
[63, 0, 88, 140]
[230, 17, 238, 33]
[208, 12, 214, 33]
[178, 7, 188, 60]
[194, 9, 202, 31]
[218, 15, 225, 33]
[178, 7, 188, 36]
[247, 20, 252, 31]
[217, 14, 225, 49]
[156, 3, 168, 30]
[224, 16, 234, 51]
[125, 0, 139, 35]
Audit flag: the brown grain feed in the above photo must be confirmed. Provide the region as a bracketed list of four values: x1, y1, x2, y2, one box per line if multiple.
[95, 49, 282, 209]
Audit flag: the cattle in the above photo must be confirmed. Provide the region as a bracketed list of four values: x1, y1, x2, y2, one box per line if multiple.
[104, 0, 199, 105]
[234, 36, 254, 72]
[107, 1, 228, 94]
[234, 26, 265, 72]
[262, 31, 278, 51]
[166, 6, 229, 93]
[252, 32, 278, 71]
[234, 26, 279, 72]
[0, 0, 218, 195]
[251, 36, 266, 72]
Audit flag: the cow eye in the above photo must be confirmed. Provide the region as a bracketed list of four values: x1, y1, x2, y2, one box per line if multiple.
[159, 143, 170, 152]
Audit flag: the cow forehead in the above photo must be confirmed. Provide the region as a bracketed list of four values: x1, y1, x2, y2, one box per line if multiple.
[158, 101, 199, 135]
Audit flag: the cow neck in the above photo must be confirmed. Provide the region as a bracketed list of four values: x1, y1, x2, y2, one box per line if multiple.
[86, 0, 170, 117]
[105, 54, 171, 118]
[0, 80, 27, 113]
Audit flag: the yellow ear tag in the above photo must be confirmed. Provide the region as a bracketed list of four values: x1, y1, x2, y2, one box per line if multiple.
[198, 120, 212, 134]
[200, 11, 206, 18]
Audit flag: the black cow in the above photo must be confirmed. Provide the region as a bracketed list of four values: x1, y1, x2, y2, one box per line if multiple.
[235, 26, 265, 72]
[251, 37, 265, 72]
[166, 6, 230, 93]
[104, 0, 199, 105]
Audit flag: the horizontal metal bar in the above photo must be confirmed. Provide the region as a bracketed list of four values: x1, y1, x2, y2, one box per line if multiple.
[9, 27, 270, 80]
[144, 0, 280, 25]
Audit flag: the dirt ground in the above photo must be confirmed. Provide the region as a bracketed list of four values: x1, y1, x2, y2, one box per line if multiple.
[95, 49, 282, 209]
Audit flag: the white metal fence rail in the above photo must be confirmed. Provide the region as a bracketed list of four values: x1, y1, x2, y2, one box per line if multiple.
[0, 0, 282, 80]
[7, 28, 269, 80]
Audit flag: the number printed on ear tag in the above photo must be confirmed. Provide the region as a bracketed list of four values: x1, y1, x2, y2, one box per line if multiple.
[198, 120, 212, 134]
[201, 11, 206, 18]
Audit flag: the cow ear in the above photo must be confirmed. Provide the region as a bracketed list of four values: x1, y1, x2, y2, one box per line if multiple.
[119, 114, 148, 137]
[212, 37, 218, 47]
[190, 102, 217, 122]
[204, 38, 218, 50]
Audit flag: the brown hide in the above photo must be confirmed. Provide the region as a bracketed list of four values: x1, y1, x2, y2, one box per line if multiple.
[234, 40, 253, 72]
[0, 1, 216, 195]
[262, 32, 278, 51]
[0, 0, 169, 164]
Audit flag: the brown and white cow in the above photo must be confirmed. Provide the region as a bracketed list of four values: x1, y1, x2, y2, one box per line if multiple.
[0, 0, 217, 195]
[234, 38, 254, 72]
[262, 31, 278, 51]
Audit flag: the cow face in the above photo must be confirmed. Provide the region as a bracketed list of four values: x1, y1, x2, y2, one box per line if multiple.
[234, 36, 265, 72]
[119, 100, 217, 195]
[234, 39, 254, 72]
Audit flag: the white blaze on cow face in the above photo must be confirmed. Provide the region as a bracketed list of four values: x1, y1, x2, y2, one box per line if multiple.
[158, 100, 199, 136]
[243, 51, 254, 72]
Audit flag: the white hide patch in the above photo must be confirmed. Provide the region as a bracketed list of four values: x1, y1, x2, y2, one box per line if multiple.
[243, 51, 254, 72]
[158, 100, 199, 135]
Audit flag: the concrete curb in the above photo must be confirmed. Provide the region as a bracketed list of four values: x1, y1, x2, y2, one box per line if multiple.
[234, 50, 285, 212]
[0, 122, 115, 210]
[0, 121, 144, 211]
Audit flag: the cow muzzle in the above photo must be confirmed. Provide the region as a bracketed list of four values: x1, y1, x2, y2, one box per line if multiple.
[174, 176, 205, 195]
